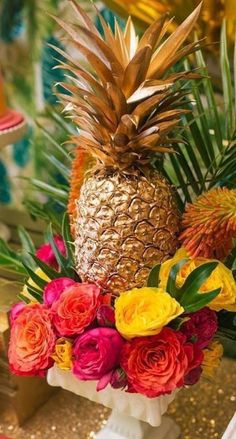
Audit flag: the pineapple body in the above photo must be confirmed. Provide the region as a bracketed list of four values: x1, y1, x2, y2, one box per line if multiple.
[75, 171, 180, 294]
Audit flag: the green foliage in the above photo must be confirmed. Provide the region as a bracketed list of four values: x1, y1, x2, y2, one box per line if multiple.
[148, 259, 221, 313]
[163, 28, 236, 210]
[23, 107, 75, 229]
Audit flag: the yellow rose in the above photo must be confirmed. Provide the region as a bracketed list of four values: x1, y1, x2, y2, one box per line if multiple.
[22, 268, 50, 302]
[202, 340, 223, 379]
[159, 248, 236, 312]
[51, 338, 73, 371]
[115, 287, 184, 339]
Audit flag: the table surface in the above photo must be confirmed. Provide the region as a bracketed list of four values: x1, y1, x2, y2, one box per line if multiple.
[0, 357, 236, 439]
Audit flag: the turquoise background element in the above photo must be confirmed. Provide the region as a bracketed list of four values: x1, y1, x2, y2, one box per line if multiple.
[95, 7, 125, 34]
[0, 160, 11, 204]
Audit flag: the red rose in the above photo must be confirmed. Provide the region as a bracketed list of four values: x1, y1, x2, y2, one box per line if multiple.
[180, 308, 218, 349]
[121, 328, 189, 398]
[36, 235, 66, 270]
[97, 304, 115, 327]
[184, 342, 203, 385]
[51, 283, 101, 336]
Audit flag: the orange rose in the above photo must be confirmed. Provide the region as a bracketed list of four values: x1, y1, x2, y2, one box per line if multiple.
[51, 283, 101, 336]
[8, 304, 56, 376]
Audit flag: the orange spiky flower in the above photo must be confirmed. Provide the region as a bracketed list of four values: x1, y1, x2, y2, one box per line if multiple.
[180, 188, 236, 260]
[68, 148, 92, 235]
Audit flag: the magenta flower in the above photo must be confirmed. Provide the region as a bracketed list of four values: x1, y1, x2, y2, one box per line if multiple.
[36, 235, 66, 270]
[110, 368, 128, 390]
[10, 302, 26, 324]
[43, 277, 76, 307]
[180, 308, 218, 349]
[73, 327, 124, 391]
[97, 304, 115, 327]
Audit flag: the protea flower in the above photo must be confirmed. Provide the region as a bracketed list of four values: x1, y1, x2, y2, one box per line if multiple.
[180, 187, 236, 259]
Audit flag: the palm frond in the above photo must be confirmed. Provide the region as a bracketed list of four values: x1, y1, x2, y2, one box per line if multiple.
[163, 27, 236, 209]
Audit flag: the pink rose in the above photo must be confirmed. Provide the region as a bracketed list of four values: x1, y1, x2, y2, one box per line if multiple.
[36, 235, 66, 270]
[51, 283, 101, 336]
[43, 277, 76, 306]
[97, 304, 115, 327]
[8, 304, 56, 376]
[180, 308, 218, 349]
[10, 302, 25, 323]
[73, 327, 124, 390]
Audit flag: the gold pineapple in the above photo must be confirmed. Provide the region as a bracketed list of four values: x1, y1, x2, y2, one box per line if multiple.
[56, 1, 202, 294]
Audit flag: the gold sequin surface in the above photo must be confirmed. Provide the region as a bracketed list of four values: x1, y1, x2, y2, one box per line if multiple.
[0, 358, 235, 438]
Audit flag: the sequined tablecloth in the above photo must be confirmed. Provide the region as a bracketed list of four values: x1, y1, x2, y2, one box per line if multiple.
[0, 357, 235, 439]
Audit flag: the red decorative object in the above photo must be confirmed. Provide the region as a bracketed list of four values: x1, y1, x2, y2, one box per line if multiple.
[0, 72, 27, 148]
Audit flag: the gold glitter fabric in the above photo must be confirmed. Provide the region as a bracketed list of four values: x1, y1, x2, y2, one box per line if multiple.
[0, 358, 235, 438]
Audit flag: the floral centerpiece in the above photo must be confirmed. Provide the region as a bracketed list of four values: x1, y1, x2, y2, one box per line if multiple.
[8, 208, 236, 400]
[6, 1, 236, 435]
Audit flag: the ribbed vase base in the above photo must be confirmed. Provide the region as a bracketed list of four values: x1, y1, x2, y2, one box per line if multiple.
[95, 411, 181, 439]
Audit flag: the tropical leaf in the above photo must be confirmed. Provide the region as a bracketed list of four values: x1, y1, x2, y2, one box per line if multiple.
[164, 28, 236, 207]
[147, 263, 161, 287]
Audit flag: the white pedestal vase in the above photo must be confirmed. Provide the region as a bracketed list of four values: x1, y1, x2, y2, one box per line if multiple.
[47, 366, 181, 439]
[222, 413, 236, 439]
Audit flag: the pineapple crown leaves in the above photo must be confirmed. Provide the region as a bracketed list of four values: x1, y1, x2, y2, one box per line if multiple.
[52, 1, 203, 172]
[147, 258, 221, 313]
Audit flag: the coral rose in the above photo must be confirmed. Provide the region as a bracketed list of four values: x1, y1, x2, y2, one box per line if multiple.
[115, 287, 184, 339]
[51, 283, 101, 336]
[73, 327, 124, 391]
[159, 248, 236, 311]
[8, 304, 56, 376]
[36, 235, 66, 270]
[51, 338, 73, 371]
[121, 328, 189, 398]
[43, 277, 76, 307]
[180, 307, 218, 349]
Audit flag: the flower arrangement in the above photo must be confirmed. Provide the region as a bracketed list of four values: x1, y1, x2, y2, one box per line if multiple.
[8, 206, 236, 399]
[6, 3, 236, 404]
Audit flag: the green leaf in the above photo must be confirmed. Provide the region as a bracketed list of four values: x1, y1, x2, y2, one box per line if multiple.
[43, 152, 70, 181]
[18, 226, 36, 255]
[221, 20, 235, 138]
[25, 282, 44, 303]
[183, 288, 221, 313]
[0, 254, 27, 274]
[147, 264, 161, 287]
[46, 224, 75, 278]
[29, 179, 68, 201]
[225, 247, 236, 270]
[29, 254, 62, 280]
[22, 263, 48, 290]
[18, 226, 37, 270]
[179, 262, 218, 306]
[18, 293, 31, 304]
[166, 259, 188, 299]
[62, 213, 75, 264]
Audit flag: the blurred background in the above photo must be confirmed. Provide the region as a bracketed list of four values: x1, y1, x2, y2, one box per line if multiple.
[0, 1, 236, 438]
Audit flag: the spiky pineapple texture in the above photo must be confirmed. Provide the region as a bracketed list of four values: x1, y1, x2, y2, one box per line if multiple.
[180, 188, 236, 259]
[55, 1, 201, 173]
